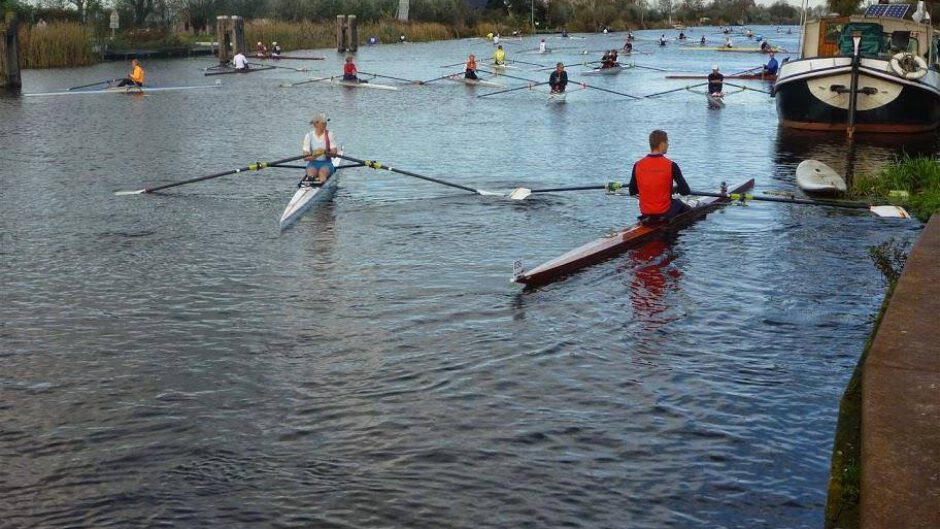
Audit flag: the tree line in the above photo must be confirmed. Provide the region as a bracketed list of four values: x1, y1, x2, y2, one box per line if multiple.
[3, 0, 821, 31]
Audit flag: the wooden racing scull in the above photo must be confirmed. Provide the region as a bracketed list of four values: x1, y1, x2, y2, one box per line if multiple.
[511, 178, 755, 287]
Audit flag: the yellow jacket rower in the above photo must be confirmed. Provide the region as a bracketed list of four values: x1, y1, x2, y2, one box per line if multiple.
[493, 45, 506, 66]
[114, 59, 145, 88]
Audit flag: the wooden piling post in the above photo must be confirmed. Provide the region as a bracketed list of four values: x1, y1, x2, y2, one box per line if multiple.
[216, 16, 232, 64]
[348, 15, 358, 53]
[0, 12, 22, 89]
[231, 16, 246, 57]
[337, 15, 347, 52]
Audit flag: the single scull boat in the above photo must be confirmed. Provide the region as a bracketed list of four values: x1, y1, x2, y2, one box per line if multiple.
[512, 178, 755, 287]
[279, 153, 344, 230]
[24, 81, 222, 97]
[447, 74, 506, 88]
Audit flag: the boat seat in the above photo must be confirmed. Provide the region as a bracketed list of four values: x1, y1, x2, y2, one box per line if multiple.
[890, 31, 912, 52]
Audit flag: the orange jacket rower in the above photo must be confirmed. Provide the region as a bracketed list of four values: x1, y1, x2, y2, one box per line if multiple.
[343, 56, 359, 81]
[628, 130, 691, 220]
[465, 54, 478, 80]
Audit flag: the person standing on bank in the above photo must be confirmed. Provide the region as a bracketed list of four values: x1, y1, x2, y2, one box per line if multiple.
[302, 114, 338, 185]
[628, 130, 692, 221]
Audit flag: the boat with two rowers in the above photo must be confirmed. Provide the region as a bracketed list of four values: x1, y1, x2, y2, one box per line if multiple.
[511, 179, 755, 287]
[583, 64, 628, 76]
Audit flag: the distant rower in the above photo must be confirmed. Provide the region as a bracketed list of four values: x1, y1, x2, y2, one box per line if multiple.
[255, 41, 267, 57]
[233, 51, 249, 70]
[660, 34, 667, 46]
[343, 56, 360, 82]
[539, 39, 547, 54]
[629, 129, 691, 221]
[465, 54, 478, 80]
[549, 62, 568, 94]
[763, 51, 779, 75]
[493, 45, 506, 66]
[700, 35, 706, 46]
[114, 58, 145, 87]
[271, 42, 282, 57]
[707, 65, 723, 95]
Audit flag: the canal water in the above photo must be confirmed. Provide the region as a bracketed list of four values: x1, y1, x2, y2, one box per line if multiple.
[1, 26, 937, 528]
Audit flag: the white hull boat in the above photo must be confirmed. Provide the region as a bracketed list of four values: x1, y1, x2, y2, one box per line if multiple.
[582, 65, 627, 76]
[447, 74, 506, 88]
[796, 160, 847, 195]
[279, 155, 343, 230]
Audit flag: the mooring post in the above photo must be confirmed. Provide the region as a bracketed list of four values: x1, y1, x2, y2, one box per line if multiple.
[337, 15, 347, 52]
[231, 15, 246, 57]
[216, 16, 231, 64]
[348, 15, 358, 53]
[0, 12, 22, 89]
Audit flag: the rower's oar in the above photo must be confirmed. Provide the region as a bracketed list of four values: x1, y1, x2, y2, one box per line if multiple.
[632, 64, 669, 72]
[476, 68, 540, 83]
[508, 58, 545, 68]
[570, 79, 642, 99]
[422, 71, 463, 84]
[336, 154, 502, 196]
[478, 81, 550, 98]
[114, 155, 306, 195]
[439, 61, 466, 68]
[644, 81, 708, 98]
[360, 71, 423, 85]
[509, 184, 609, 200]
[68, 79, 116, 91]
[689, 189, 911, 218]
[279, 75, 332, 88]
[724, 82, 772, 94]
[728, 65, 763, 76]
[249, 62, 309, 72]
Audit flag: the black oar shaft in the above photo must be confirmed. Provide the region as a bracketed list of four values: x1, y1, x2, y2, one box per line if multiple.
[478, 81, 549, 98]
[360, 71, 418, 84]
[724, 82, 771, 94]
[143, 155, 306, 193]
[68, 79, 115, 91]
[572, 79, 641, 99]
[645, 81, 708, 98]
[477, 68, 540, 83]
[691, 190, 872, 209]
[337, 154, 479, 194]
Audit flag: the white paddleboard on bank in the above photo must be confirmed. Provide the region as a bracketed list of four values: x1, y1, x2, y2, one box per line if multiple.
[796, 160, 847, 195]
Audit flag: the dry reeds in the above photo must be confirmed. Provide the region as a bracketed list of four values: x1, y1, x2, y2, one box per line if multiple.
[245, 19, 470, 51]
[18, 22, 96, 69]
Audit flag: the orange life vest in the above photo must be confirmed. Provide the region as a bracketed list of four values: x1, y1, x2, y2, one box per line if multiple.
[634, 154, 674, 215]
[467, 58, 477, 70]
[130, 65, 145, 84]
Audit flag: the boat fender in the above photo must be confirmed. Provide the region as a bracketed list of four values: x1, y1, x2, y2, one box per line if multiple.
[890, 52, 928, 80]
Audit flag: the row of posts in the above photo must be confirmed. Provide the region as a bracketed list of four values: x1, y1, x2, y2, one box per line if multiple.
[2, 12, 361, 87]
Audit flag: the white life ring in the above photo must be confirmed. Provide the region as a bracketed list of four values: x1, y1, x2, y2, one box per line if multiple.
[890, 52, 928, 80]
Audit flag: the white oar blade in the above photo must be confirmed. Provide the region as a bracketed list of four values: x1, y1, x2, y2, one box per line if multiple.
[477, 189, 505, 197]
[508, 188, 532, 200]
[869, 205, 911, 219]
[114, 189, 146, 195]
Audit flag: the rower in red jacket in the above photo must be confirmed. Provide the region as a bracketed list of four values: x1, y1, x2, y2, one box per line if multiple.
[343, 56, 360, 82]
[628, 129, 692, 221]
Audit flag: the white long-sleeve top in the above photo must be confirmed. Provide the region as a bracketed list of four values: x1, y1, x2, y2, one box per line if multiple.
[302, 129, 337, 161]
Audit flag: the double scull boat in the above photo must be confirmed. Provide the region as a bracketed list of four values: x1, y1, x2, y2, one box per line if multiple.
[512, 179, 755, 287]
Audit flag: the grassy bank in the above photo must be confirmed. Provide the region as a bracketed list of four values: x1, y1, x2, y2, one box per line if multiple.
[851, 155, 940, 223]
[18, 21, 95, 68]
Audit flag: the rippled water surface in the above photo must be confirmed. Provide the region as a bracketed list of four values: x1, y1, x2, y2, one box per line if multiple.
[1, 26, 937, 528]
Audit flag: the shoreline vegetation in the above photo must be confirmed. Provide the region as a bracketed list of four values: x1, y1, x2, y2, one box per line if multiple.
[850, 155, 940, 223]
[4, 0, 807, 70]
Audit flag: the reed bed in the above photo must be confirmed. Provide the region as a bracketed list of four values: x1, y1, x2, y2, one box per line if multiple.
[852, 155, 940, 222]
[245, 19, 478, 51]
[18, 22, 96, 69]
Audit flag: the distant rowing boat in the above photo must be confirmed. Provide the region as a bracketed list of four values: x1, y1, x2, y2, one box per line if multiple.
[683, 46, 787, 53]
[582, 65, 627, 76]
[23, 82, 223, 97]
[665, 72, 776, 81]
[512, 179, 755, 287]
[447, 74, 506, 88]
[255, 55, 325, 61]
[204, 65, 276, 76]
[326, 77, 398, 90]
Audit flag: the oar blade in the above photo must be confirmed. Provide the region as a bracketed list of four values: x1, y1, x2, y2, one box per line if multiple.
[113, 189, 146, 196]
[869, 205, 911, 219]
[508, 188, 533, 200]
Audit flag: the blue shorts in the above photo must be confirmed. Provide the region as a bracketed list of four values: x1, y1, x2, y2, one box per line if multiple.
[306, 159, 335, 174]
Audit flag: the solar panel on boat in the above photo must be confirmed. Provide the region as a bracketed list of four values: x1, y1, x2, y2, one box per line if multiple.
[864, 4, 910, 18]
